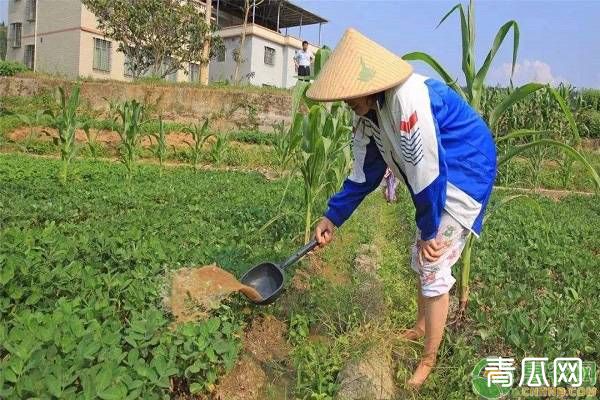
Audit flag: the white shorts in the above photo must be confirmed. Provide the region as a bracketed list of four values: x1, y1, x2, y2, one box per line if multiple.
[410, 212, 470, 297]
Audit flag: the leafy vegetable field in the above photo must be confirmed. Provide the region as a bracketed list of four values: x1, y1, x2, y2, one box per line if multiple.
[0, 154, 302, 399]
[1, 153, 599, 399]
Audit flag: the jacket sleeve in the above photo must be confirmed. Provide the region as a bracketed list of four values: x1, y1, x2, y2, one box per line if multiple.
[324, 128, 387, 227]
[390, 79, 448, 240]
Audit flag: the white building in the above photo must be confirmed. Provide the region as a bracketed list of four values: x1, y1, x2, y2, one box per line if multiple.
[5, 0, 326, 88]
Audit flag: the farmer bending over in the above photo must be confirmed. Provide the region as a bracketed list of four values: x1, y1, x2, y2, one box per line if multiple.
[308, 28, 497, 389]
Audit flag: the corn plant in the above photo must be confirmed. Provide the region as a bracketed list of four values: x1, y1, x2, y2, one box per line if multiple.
[110, 99, 146, 182]
[210, 133, 230, 166]
[42, 85, 88, 184]
[150, 116, 168, 173]
[298, 104, 352, 242]
[183, 119, 212, 171]
[403, 0, 519, 113]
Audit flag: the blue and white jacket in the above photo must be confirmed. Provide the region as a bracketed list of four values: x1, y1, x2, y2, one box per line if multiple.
[324, 73, 497, 240]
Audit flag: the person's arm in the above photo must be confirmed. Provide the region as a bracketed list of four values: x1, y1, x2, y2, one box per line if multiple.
[324, 129, 387, 227]
[316, 128, 387, 246]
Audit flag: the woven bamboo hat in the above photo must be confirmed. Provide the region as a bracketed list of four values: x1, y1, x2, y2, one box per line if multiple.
[306, 28, 413, 101]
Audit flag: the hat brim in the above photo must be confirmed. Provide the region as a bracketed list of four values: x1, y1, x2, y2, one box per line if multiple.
[305, 28, 414, 102]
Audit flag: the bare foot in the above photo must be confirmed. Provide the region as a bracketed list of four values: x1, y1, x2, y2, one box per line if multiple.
[400, 326, 425, 341]
[407, 354, 436, 390]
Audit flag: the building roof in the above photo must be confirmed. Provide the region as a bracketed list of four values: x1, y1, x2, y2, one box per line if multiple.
[214, 0, 327, 29]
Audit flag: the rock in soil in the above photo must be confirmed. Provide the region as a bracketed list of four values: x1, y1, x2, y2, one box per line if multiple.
[243, 315, 290, 362]
[336, 345, 397, 400]
[211, 355, 267, 400]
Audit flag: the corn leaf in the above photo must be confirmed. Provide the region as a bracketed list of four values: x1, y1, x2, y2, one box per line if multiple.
[475, 20, 519, 96]
[402, 52, 466, 99]
[498, 139, 600, 191]
[548, 86, 580, 144]
[496, 129, 550, 144]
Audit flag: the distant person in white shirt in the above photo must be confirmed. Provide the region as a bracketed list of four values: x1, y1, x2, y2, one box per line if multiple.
[295, 41, 314, 80]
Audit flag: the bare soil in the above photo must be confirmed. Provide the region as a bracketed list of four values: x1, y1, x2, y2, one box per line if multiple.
[212, 314, 291, 400]
[243, 315, 290, 363]
[7, 127, 218, 149]
[211, 355, 267, 400]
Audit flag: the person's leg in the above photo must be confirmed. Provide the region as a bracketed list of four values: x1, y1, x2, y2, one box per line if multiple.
[401, 280, 425, 340]
[407, 292, 450, 388]
[406, 213, 468, 389]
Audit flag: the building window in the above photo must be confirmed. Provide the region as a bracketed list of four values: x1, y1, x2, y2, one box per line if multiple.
[24, 45, 34, 69]
[189, 63, 199, 82]
[264, 46, 275, 66]
[93, 38, 111, 72]
[10, 23, 22, 48]
[25, 0, 36, 21]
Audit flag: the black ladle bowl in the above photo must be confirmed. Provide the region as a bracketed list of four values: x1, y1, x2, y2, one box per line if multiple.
[240, 239, 318, 305]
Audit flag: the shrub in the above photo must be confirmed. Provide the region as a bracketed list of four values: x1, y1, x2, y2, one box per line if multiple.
[0, 60, 28, 76]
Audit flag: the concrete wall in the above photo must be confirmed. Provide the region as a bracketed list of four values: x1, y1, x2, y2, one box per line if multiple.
[248, 35, 283, 87]
[209, 36, 252, 83]
[35, 0, 82, 78]
[0, 76, 293, 132]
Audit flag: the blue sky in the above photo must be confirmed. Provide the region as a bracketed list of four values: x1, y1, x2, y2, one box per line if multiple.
[2, 1, 598, 88]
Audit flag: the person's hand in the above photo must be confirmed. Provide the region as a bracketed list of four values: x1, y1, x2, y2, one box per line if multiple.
[417, 237, 447, 264]
[314, 217, 335, 248]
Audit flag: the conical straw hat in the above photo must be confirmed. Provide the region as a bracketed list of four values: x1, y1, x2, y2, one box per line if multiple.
[306, 28, 413, 101]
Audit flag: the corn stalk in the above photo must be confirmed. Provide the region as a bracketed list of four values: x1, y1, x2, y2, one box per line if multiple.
[298, 105, 352, 242]
[42, 85, 88, 184]
[210, 133, 229, 166]
[110, 99, 146, 182]
[183, 118, 212, 171]
[150, 116, 168, 173]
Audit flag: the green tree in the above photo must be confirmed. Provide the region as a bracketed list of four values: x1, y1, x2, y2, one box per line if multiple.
[81, 0, 223, 79]
[0, 22, 7, 61]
